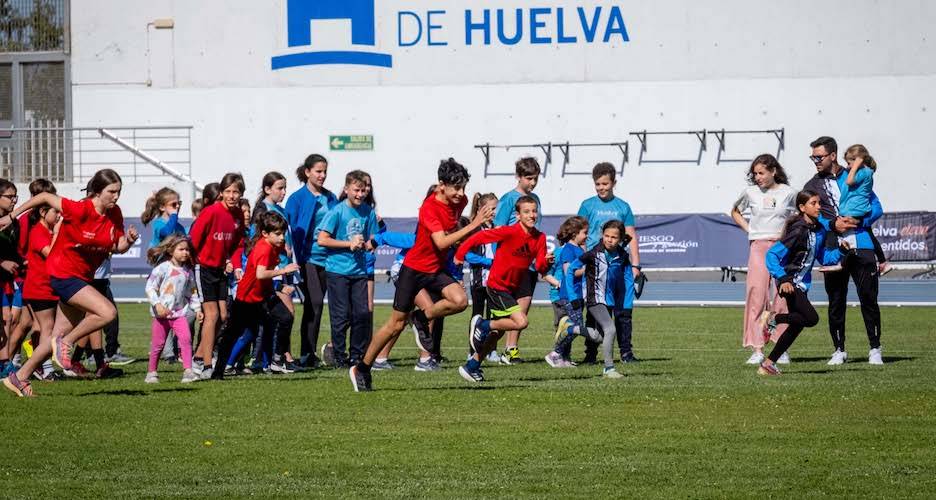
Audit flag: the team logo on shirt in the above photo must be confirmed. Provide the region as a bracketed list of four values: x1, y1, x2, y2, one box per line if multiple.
[512, 242, 535, 259]
[346, 218, 364, 238]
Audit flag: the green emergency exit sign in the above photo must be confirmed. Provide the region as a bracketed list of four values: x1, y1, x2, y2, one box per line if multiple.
[329, 135, 373, 151]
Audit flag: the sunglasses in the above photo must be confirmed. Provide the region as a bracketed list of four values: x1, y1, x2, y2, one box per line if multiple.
[0, 194, 18, 201]
[809, 153, 832, 164]
[167, 200, 181, 208]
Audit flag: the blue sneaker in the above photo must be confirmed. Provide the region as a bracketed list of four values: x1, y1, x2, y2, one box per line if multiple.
[372, 359, 394, 371]
[458, 364, 484, 383]
[414, 358, 441, 372]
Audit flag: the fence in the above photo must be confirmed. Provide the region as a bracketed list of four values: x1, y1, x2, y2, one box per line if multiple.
[0, 120, 193, 183]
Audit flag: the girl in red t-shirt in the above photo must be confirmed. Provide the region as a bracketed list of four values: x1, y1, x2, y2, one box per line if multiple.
[20, 203, 61, 379]
[188, 173, 246, 379]
[1, 169, 139, 398]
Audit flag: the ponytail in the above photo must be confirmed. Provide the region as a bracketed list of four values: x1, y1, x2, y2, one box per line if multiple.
[141, 187, 180, 226]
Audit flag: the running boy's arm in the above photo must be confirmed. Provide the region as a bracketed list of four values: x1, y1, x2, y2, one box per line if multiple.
[463, 250, 493, 268]
[453, 225, 512, 264]
[374, 231, 416, 250]
[431, 203, 493, 252]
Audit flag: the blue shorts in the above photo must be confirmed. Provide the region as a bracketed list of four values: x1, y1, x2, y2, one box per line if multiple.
[2, 287, 23, 309]
[50, 277, 91, 303]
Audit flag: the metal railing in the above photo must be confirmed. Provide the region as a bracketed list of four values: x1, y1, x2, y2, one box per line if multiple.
[0, 121, 193, 184]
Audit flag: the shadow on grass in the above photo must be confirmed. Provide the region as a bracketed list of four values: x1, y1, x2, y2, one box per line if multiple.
[792, 356, 914, 364]
[77, 387, 197, 397]
[378, 383, 529, 392]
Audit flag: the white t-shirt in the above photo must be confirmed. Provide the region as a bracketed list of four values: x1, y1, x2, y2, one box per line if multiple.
[734, 184, 797, 241]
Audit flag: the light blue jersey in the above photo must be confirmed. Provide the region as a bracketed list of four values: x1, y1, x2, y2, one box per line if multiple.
[838, 166, 874, 218]
[319, 201, 378, 277]
[494, 190, 541, 227]
[577, 195, 635, 249]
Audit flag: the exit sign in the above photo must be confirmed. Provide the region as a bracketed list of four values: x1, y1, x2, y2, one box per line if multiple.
[330, 135, 373, 151]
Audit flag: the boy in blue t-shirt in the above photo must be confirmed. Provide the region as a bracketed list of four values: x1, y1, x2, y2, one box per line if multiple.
[491, 157, 543, 364]
[576, 162, 642, 364]
[317, 170, 378, 367]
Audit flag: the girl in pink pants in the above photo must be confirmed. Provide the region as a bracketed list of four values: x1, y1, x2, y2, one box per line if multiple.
[731, 154, 796, 364]
[143, 235, 203, 383]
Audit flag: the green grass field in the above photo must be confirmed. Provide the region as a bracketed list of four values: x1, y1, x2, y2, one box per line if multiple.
[3, 304, 935, 498]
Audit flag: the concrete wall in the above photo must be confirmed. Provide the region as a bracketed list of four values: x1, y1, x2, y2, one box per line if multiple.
[68, 0, 936, 217]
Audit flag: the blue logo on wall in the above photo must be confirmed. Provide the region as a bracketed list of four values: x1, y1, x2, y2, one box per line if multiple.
[271, 0, 393, 70]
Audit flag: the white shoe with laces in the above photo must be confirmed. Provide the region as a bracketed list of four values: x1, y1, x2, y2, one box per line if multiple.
[868, 348, 884, 365]
[745, 352, 765, 365]
[827, 350, 847, 366]
[777, 352, 791, 365]
[144, 371, 159, 384]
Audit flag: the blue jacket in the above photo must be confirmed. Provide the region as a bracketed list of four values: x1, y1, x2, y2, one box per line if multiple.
[148, 213, 187, 249]
[766, 218, 842, 292]
[570, 242, 634, 310]
[285, 186, 335, 265]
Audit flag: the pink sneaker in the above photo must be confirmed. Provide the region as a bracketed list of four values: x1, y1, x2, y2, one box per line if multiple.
[3, 373, 34, 397]
[50, 336, 73, 371]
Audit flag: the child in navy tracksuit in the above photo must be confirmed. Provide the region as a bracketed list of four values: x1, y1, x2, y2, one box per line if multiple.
[317, 170, 378, 367]
[568, 220, 635, 379]
[758, 190, 843, 376]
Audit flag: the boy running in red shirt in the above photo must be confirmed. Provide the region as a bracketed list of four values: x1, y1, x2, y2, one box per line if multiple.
[454, 195, 553, 382]
[349, 159, 493, 392]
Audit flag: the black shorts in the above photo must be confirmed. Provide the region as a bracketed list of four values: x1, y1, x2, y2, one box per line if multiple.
[486, 287, 520, 318]
[392, 265, 456, 313]
[27, 299, 58, 312]
[196, 265, 228, 303]
[516, 270, 538, 299]
[49, 277, 91, 303]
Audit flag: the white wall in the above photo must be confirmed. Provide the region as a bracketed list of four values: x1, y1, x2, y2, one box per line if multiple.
[69, 0, 936, 217]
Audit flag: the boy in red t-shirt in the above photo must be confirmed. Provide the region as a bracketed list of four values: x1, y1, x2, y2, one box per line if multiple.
[212, 211, 297, 380]
[454, 196, 553, 382]
[349, 159, 494, 392]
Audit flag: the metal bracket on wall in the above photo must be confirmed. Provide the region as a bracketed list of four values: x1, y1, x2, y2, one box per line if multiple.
[710, 128, 785, 164]
[629, 130, 707, 165]
[556, 141, 629, 177]
[474, 142, 552, 177]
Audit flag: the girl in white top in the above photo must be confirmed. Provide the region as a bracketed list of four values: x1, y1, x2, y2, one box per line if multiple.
[731, 154, 796, 364]
[144, 235, 203, 383]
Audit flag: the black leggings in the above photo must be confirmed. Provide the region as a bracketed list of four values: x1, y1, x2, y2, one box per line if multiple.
[266, 296, 294, 357]
[767, 287, 819, 362]
[299, 263, 327, 359]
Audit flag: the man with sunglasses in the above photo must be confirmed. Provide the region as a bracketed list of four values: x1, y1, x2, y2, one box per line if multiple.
[803, 136, 885, 366]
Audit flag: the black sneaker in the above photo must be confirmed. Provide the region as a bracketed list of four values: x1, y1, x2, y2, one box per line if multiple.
[349, 365, 372, 392]
[285, 360, 305, 372]
[468, 314, 489, 353]
[95, 363, 124, 379]
[620, 352, 640, 364]
[411, 310, 433, 352]
[581, 354, 599, 365]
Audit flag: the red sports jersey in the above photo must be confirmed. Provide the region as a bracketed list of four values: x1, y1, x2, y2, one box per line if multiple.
[235, 238, 280, 303]
[403, 194, 467, 273]
[47, 198, 124, 281]
[23, 222, 56, 301]
[189, 201, 244, 269]
[455, 223, 548, 293]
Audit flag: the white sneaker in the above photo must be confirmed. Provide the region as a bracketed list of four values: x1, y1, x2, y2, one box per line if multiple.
[745, 352, 765, 365]
[485, 350, 501, 363]
[545, 351, 563, 368]
[180, 369, 198, 384]
[777, 352, 791, 365]
[868, 348, 884, 365]
[827, 350, 848, 366]
[200, 367, 214, 380]
[144, 371, 159, 384]
[602, 367, 624, 379]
